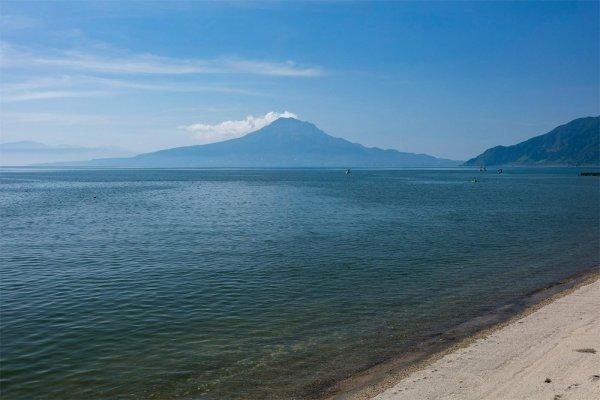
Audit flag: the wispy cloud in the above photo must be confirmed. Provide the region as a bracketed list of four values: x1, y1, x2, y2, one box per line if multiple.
[0, 76, 73, 91]
[86, 76, 262, 95]
[0, 75, 109, 102]
[1, 43, 324, 77]
[0, 15, 38, 30]
[2, 90, 110, 103]
[1, 111, 108, 125]
[0, 74, 263, 102]
[220, 59, 322, 77]
[0, 42, 319, 103]
[180, 111, 298, 143]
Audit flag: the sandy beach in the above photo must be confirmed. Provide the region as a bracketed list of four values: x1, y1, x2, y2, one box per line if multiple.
[363, 275, 600, 400]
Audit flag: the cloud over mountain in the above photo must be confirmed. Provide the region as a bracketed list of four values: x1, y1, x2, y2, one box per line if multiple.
[179, 111, 298, 143]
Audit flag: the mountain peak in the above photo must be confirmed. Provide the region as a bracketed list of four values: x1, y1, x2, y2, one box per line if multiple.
[272, 116, 300, 123]
[248, 117, 324, 138]
[267, 117, 315, 129]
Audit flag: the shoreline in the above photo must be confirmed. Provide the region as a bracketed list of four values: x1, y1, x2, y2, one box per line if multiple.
[319, 267, 599, 400]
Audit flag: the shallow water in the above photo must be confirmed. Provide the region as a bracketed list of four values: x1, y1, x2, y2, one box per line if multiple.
[1, 168, 598, 399]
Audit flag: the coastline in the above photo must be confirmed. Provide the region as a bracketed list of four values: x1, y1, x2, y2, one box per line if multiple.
[320, 268, 599, 400]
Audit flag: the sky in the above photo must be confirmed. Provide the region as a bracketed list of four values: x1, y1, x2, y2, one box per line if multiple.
[0, 1, 598, 160]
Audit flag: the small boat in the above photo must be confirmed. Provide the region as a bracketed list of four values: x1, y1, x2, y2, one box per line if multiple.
[345, 168, 351, 175]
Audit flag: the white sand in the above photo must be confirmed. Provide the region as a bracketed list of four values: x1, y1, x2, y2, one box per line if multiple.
[371, 277, 600, 400]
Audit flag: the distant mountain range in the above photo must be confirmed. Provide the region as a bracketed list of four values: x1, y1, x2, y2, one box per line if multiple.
[6, 116, 598, 168]
[52, 117, 459, 167]
[464, 116, 599, 167]
[0, 141, 134, 166]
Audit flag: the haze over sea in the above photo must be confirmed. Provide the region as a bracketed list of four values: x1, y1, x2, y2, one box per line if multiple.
[1, 167, 598, 399]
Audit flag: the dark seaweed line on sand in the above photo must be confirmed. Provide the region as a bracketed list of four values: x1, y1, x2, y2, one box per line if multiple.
[304, 266, 600, 400]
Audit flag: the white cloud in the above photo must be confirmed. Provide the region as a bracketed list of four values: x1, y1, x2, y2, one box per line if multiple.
[1, 43, 324, 77]
[179, 111, 298, 143]
[86, 77, 262, 95]
[34, 52, 211, 74]
[0, 75, 263, 103]
[1, 90, 109, 102]
[222, 59, 322, 77]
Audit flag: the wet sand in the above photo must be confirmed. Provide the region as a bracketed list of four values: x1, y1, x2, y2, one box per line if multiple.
[366, 274, 600, 400]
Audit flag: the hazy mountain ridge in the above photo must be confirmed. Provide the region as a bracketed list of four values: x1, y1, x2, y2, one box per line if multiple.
[61, 118, 460, 167]
[0, 141, 135, 166]
[464, 116, 600, 167]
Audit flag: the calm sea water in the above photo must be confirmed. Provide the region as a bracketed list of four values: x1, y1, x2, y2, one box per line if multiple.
[1, 168, 598, 399]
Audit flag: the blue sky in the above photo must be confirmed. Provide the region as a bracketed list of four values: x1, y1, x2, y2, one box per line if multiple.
[0, 1, 598, 160]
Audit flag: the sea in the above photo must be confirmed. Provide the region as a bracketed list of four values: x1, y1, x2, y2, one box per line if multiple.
[1, 167, 598, 399]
